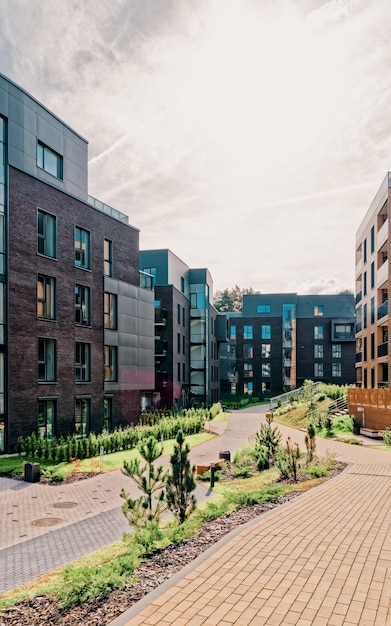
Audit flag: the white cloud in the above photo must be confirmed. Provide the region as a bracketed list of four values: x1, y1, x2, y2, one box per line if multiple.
[0, 0, 390, 292]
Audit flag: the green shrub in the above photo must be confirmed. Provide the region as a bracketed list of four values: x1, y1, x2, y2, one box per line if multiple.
[303, 464, 327, 478]
[384, 428, 391, 446]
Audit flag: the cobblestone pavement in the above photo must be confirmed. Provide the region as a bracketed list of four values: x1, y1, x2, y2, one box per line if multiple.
[0, 410, 263, 593]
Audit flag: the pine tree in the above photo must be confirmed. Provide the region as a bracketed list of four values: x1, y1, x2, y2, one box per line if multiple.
[255, 413, 282, 463]
[121, 435, 168, 529]
[165, 430, 197, 524]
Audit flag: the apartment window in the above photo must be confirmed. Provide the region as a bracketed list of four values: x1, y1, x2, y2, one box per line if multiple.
[104, 239, 112, 276]
[334, 322, 355, 340]
[257, 304, 271, 313]
[182, 307, 185, 326]
[363, 304, 367, 329]
[177, 362, 181, 383]
[370, 297, 375, 325]
[261, 325, 271, 339]
[37, 399, 56, 439]
[177, 304, 181, 324]
[332, 363, 342, 377]
[182, 335, 185, 355]
[230, 325, 236, 340]
[243, 325, 253, 339]
[243, 344, 253, 358]
[371, 262, 375, 289]
[75, 342, 91, 381]
[371, 333, 375, 360]
[104, 345, 117, 382]
[244, 381, 253, 395]
[314, 363, 324, 377]
[314, 344, 323, 359]
[75, 284, 90, 325]
[371, 226, 375, 253]
[244, 363, 253, 377]
[262, 344, 271, 358]
[314, 305, 324, 316]
[229, 345, 236, 358]
[37, 209, 56, 258]
[314, 326, 324, 340]
[363, 336, 367, 362]
[262, 363, 271, 377]
[363, 272, 367, 296]
[74, 226, 91, 269]
[37, 141, 63, 179]
[104, 396, 113, 431]
[363, 238, 367, 263]
[182, 363, 186, 382]
[332, 344, 341, 358]
[37, 274, 56, 320]
[104, 293, 117, 330]
[75, 397, 90, 438]
[181, 276, 185, 292]
[37, 338, 56, 382]
[177, 333, 181, 353]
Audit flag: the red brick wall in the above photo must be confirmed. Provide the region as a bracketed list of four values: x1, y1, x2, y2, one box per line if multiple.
[7, 167, 141, 446]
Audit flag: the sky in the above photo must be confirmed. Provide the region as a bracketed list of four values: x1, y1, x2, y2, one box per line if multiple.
[1, 0, 391, 296]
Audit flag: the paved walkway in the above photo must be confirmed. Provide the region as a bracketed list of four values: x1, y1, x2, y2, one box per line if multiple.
[0, 410, 262, 593]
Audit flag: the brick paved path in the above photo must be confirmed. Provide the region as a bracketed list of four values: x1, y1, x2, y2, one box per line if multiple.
[111, 462, 391, 626]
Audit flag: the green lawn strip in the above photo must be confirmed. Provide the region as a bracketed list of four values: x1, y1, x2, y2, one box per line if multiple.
[0, 432, 215, 479]
[0, 457, 338, 611]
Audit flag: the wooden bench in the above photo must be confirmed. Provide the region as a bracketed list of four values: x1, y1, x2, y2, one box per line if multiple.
[360, 428, 383, 439]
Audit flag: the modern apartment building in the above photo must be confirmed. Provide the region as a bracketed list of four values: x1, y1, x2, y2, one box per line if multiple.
[139, 249, 228, 408]
[220, 293, 355, 397]
[0, 74, 155, 452]
[355, 172, 391, 389]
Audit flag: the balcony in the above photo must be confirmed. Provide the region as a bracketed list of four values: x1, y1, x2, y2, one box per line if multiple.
[378, 300, 388, 321]
[155, 339, 168, 357]
[378, 342, 388, 358]
[155, 308, 168, 326]
[355, 291, 362, 304]
[356, 352, 362, 363]
[377, 217, 388, 250]
[377, 258, 388, 288]
[156, 371, 168, 388]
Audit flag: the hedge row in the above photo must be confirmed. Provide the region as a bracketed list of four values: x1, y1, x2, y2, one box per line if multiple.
[16, 411, 207, 463]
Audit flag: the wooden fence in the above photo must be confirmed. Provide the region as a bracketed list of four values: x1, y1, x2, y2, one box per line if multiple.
[348, 388, 391, 431]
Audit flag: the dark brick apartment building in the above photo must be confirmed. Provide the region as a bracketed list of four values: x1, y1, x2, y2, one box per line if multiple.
[0, 75, 154, 452]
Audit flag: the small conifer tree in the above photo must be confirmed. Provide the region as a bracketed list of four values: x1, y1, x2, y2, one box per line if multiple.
[255, 413, 282, 463]
[165, 430, 197, 524]
[121, 435, 168, 529]
[305, 422, 316, 463]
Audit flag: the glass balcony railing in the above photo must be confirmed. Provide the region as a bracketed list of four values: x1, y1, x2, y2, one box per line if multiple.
[139, 271, 153, 290]
[355, 291, 362, 304]
[88, 195, 128, 224]
[378, 342, 388, 358]
[378, 300, 388, 320]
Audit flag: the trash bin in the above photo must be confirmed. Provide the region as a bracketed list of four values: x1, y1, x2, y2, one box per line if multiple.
[24, 462, 40, 483]
[219, 450, 231, 463]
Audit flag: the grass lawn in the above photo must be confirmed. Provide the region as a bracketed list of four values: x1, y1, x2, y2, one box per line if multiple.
[0, 432, 216, 480]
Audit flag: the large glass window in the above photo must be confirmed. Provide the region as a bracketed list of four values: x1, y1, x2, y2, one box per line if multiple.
[261, 325, 271, 339]
[37, 209, 56, 258]
[75, 284, 90, 325]
[37, 142, 63, 179]
[314, 363, 324, 377]
[314, 344, 323, 358]
[371, 225, 375, 253]
[104, 293, 117, 330]
[230, 325, 236, 340]
[243, 363, 253, 377]
[75, 226, 91, 269]
[37, 399, 56, 439]
[262, 344, 271, 358]
[104, 396, 113, 431]
[38, 338, 56, 382]
[37, 274, 56, 320]
[243, 325, 253, 339]
[257, 304, 271, 313]
[314, 326, 324, 340]
[75, 397, 90, 438]
[262, 363, 271, 377]
[371, 262, 375, 289]
[314, 305, 324, 316]
[332, 344, 341, 358]
[104, 345, 117, 382]
[243, 344, 253, 358]
[104, 239, 112, 276]
[244, 381, 253, 395]
[75, 342, 91, 381]
[332, 363, 342, 377]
